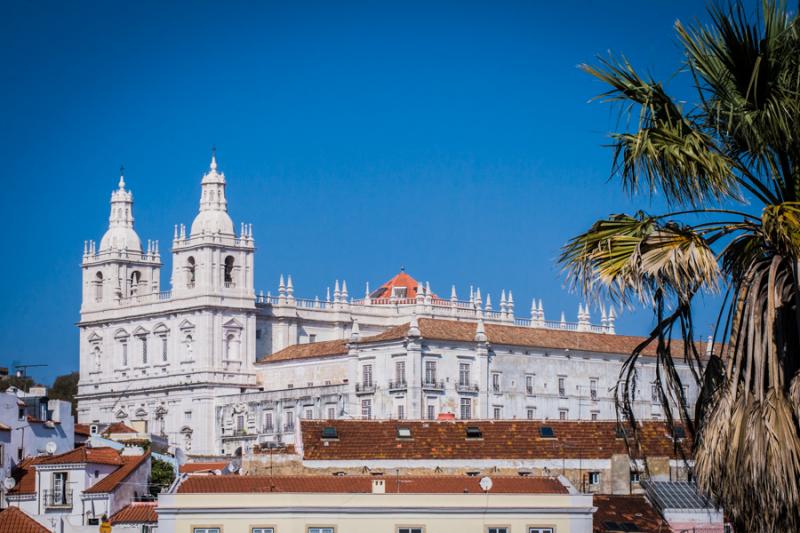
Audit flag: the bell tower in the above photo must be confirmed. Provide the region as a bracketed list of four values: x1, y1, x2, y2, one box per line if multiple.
[81, 169, 161, 311]
[171, 151, 255, 300]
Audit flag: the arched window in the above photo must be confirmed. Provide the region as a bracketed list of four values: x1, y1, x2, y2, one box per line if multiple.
[186, 257, 196, 288]
[225, 333, 239, 360]
[224, 256, 235, 286]
[94, 272, 103, 302]
[130, 271, 141, 295]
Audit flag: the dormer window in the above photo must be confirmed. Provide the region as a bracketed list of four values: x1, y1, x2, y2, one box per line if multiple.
[392, 287, 407, 299]
[396, 427, 412, 439]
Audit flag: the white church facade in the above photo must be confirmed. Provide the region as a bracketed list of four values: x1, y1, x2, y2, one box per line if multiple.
[77, 154, 701, 456]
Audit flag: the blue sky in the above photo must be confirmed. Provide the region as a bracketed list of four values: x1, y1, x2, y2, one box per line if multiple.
[0, 1, 760, 385]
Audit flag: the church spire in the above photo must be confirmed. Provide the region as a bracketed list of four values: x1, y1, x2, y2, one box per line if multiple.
[98, 167, 141, 252]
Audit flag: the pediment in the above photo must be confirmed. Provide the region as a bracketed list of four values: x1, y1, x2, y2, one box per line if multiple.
[132, 326, 149, 336]
[87, 332, 103, 343]
[180, 426, 193, 435]
[134, 407, 148, 418]
[153, 322, 170, 334]
[223, 317, 244, 329]
[115, 409, 128, 419]
[114, 328, 129, 339]
[179, 319, 195, 330]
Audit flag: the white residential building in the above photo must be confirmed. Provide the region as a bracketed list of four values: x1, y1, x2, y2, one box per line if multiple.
[0, 388, 74, 509]
[77, 154, 703, 457]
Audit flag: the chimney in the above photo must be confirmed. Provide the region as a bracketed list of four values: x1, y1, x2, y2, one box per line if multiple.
[372, 479, 386, 494]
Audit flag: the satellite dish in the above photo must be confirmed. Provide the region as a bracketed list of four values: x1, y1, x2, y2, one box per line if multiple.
[45, 441, 57, 455]
[3, 477, 16, 490]
[479, 476, 493, 492]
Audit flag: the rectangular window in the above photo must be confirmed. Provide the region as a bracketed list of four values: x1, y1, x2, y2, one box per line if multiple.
[526, 407, 535, 420]
[424, 361, 437, 384]
[488, 528, 509, 533]
[141, 336, 148, 364]
[236, 415, 245, 432]
[252, 529, 275, 533]
[194, 529, 221, 533]
[590, 378, 598, 400]
[161, 336, 168, 362]
[122, 341, 128, 367]
[525, 375, 534, 394]
[362, 364, 373, 387]
[395, 360, 406, 384]
[52, 472, 68, 504]
[492, 372, 501, 393]
[326, 406, 335, 420]
[459, 363, 470, 386]
[308, 528, 335, 533]
[0, 444, 3, 467]
[361, 399, 372, 420]
[651, 384, 659, 402]
[264, 412, 273, 431]
[284, 411, 294, 430]
[630, 470, 641, 483]
[493, 406, 501, 420]
[558, 376, 566, 396]
[184, 410, 192, 422]
[304, 409, 313, 419]
[588, 471, 600, 485]
[397, 405, 405, 420]
[426, 404, 435, 420]
[529, 529, 554, 533]
[591, 411, 599, 421]
[398, 528, 424, 533]
[460, 398, 472, 419]
[559, 409, 568, 420]
[17, 447, 23, 461]
[308, 334, 316, 343]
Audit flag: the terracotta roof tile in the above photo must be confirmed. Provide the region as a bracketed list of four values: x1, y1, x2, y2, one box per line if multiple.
[103, 422, 138, 434]
[258, 317, 710, 364]
[110, 502, 158, 524]
[38, 446, 123, 466]
[257, 338, 348, 364]
[180, 461, 230, 474]
[0, 506, 49, 533]
[300, 420, 691, 461]
[8, 457, 46, 495]
[593, 495, 666, 532]
[369, 271, 424, 300]
[177, 475, 567, 494]
[74, 423, 92, 436]
[86, 451, 150, 494]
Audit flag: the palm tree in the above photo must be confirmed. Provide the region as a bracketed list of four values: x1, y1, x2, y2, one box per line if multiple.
[559, 2, 800, 531]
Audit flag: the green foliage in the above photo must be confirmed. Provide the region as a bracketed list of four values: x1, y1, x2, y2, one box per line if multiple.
[149, 457, 175, 497]
[47, 372, 79, 416]
[0, 375, 35, 392]
[562, 2, 800, 531]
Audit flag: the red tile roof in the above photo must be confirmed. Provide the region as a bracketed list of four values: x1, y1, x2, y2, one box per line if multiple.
[300, 420, 690, 461]
[8, 457, 48, 495]
[0, 506, 49, 533]
[110, 502, 158, 524]
[180, 461, 230, 474]
[86, 451, 151, 494]
[38, 446, 123, 466]
[74, 423, 92, 436]
[258, 338, 349, 364]
[259, 317, 705, 364]
[103, 422, 138, 434]
[593, 495, 666, 532]
[369, 270, 424, 300]
[177, 475, 567, 494]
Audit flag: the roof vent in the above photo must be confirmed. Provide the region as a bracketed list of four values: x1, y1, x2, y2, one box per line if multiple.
[321, 427, 338, 439]
[333, 471, 346, 476]
[466, 470, 480, 477]
[396, 427, 412, 439]
[539, 426, 555, 438]
[465, 426, 483, 439]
